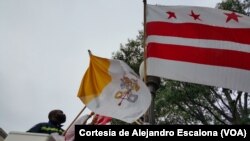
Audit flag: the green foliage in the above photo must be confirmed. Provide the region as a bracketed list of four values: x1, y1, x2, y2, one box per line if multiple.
[156, 81, 211, 124]
[219, 0, 244, 13]
[112, 31, 144, 74]
[216, 0, 249, 14]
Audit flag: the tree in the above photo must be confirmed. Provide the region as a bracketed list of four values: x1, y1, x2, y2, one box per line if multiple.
[216, 0, 250, 15]
[155, 81, 250, 125]
[112, 31, 144, 74]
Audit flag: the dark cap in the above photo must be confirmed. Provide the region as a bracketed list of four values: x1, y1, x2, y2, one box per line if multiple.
[48, 109, 66, 125]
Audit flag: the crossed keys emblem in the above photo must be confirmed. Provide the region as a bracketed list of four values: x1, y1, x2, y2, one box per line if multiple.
[114, 75, 140, 106]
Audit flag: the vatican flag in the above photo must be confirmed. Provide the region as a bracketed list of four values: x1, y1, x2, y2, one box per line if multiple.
[77, 54, 151, 123]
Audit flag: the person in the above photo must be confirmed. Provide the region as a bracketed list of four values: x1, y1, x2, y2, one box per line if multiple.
[27, 109, 66, 135]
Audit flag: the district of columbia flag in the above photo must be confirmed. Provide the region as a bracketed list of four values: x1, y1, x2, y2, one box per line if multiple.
[146, 4, 250, 93]
[77, 54, 152, 123]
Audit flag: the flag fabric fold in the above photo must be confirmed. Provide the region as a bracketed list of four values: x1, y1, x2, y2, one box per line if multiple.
[90, 114, 112, 125]
[77, 54, 151, 123]
[146, 4, 250, 93]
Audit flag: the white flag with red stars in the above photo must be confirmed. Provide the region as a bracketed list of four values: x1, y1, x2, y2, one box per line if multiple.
[146, 4, 250, 93]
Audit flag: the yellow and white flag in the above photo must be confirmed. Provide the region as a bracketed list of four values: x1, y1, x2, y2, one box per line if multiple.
[77, 54, 151, 123]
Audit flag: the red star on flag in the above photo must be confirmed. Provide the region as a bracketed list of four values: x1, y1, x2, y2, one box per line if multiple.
[189, 10, 201, 21]
[146, 4, 250, 93]
[224, 12, 242, 23]
[166, 11, 176, 19]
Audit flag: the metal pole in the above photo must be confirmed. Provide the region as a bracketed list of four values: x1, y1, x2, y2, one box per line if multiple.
[146, 76, 160, 125]
[142, 0, 160, 125]
[148, 85, 155, 125]
[63, 106, 86, 135]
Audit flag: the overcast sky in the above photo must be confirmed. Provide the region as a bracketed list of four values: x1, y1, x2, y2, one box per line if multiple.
[0, 0, 222, 133]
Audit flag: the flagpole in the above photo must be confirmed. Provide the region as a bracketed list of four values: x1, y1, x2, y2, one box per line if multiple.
[142, 0, 152, 125]
[63, 106, 86, 136]
[134, 120, 142, 125]
[88, 49, 92, 56]
[143, 0, 147, 83]
[142, 0, 161, 125]
[82, 112, 95, 125]
[142, 0, 148, 124]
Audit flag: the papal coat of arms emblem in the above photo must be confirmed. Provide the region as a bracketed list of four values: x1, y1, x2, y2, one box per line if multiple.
[114, 75, 140, 106]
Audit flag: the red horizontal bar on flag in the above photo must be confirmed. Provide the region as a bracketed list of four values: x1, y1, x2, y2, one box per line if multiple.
[147, 42, 250, 71]
[146, 22, 250, 45]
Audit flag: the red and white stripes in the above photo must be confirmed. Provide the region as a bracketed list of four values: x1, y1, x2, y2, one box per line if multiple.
[146, 4, 250, 93]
